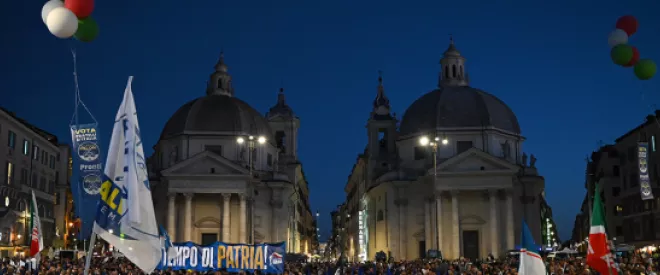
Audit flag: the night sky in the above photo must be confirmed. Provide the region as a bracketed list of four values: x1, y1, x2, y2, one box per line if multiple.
[3, 0, 660, 242]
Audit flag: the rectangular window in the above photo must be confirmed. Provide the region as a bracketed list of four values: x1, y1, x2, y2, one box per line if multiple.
[5, 162, 14, 185]
[42, 151, 47, 165]
[267, 153, 273, 166]
[457, 141, 474, 154]
[7, 131, 15, 149]
[33, 145, 40, 160]
[48, 180, 54, 193]
[613, 165, 620, 177]
[413, 146, 427, 160]
[49, 155, 55, 169]
[20, 168, 28, 185]
[612, 187, 621, 197]
[204, 145, 223, 156]
[653, 135, 657, 152]
[31, 173, 38, 188]
[630, 171, 639, 187]
[628, 146, 636, 162]
[39, 177, 46, 191]
[23, 140, 29, 155]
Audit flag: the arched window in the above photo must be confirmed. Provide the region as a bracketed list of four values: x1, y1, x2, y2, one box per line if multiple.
[444, 66, 449, 79]
[217, 78, 223, 89]
[460, 65, 464, 77]
[452, 65, 457, 78]
[376, 210, 384, 221]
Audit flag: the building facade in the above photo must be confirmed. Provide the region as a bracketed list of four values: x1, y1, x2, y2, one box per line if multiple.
[340, 39, 547, 261]
[572, 113, 660, 248]
[0, 108, 71, 257]
[328, 203, 347, 259]
[148, 53, 315, 253]
[540, 194, 561, 248]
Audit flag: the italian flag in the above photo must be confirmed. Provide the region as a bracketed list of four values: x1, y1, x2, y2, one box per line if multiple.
[29, 190, 43, 258]
[586, 185, 618, 275]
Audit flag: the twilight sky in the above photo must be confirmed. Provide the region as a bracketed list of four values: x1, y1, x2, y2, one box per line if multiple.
[2, 0, 660, 242]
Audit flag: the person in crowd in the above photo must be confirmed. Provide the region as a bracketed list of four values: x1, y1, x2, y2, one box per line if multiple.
[0, 248, 658, 275]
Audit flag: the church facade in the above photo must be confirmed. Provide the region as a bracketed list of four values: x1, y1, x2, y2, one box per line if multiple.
[147, 53, 316, 254]
[340, 39, 545, 261]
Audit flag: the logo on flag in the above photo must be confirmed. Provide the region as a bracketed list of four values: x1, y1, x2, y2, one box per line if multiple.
[93, 76, 161, 273]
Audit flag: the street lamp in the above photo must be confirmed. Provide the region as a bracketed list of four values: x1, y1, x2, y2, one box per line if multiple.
[418, 135, 448, 251]
[236, 135, 268, 177]
[236, 134, 267, 244]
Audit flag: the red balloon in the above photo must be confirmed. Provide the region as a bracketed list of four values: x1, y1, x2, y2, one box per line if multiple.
[616, 15, 638, 36]
[64, 0, 94, 19]
[624, 46, 640, 67]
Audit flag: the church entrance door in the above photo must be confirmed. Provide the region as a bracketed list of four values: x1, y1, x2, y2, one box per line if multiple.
[201, 233, 218, 246]
[462, 230, 479, 260]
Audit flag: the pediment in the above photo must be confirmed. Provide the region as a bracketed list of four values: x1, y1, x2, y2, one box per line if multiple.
[435, 148, 520, 174]
[413, 229, 425, 240]
[195, 217, 221, 228]
[162, 151, 248, 176]
[460, 215, 486, 225]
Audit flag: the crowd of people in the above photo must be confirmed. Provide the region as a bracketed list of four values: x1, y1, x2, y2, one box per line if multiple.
[0, 250, 658, 275]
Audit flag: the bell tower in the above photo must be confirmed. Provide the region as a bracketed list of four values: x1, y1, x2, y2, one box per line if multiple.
[438, 36, 470, 87]
[267, 88, 300, 162]
[207, 51, 235, 97]
[367, 72, 398, 178]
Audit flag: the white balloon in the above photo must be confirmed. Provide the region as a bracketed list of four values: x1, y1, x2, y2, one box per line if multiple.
[608, 29, 628, 48]
[46, 7, 78, 39]
[41, 0, 64, 25]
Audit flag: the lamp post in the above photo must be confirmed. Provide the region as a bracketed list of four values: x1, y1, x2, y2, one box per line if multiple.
[236, 135, 267, 244]
[419, 135, 448, 251]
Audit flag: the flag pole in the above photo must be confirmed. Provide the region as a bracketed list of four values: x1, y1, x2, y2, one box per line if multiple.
[83, 231, 97, 275]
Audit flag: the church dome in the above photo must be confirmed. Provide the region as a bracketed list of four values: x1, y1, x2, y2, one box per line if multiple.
[160, 94, 274, 140]
[159, 53, 273, 140]
[398, 38, 520, 136]
[398, 86, 521, 136]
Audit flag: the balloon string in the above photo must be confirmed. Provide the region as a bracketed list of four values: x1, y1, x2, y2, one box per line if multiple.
[68, 47, 98, 126]
[638, 81, 660, 137]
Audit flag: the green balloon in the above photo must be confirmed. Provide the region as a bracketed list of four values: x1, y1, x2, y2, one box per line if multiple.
[610, 45, 633, 66]
[74, 17, 99, 43]
[634, 59, 657, 80]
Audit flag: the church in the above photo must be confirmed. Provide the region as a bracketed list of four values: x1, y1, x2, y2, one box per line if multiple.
[340, 39, 545, 261]
[147, 53, 316, 254]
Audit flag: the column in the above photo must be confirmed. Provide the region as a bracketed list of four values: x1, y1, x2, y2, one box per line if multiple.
[435, 193, 443, 252]
[271, 200, 282, 242]
[451, 191, 460, 259]
[424, 199, 431, 252]
[184, 193, 193, 241]
[239, 194, 247, 243]
[489, 189, 500, 258]
[397, 199, 407, 260]
[167, 193, 177, 241]
[222, 193, 231, 242]
[506, 190, 515, 249]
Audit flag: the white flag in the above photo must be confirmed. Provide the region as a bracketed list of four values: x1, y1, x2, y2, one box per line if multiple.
[29, 190, 43, 258]
[93, 76, 161, 273]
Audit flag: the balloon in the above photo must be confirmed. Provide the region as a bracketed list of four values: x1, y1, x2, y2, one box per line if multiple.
[607, 29, 628, 47]
[634, 59, 656, 80]
[616, 15, 638, 36]
[74, 17, 99, 42]
[624, 46, 640, 67]
[46, 7, 78, 39]
[610, 45, 633, 66]
[65, 0, 94, 19]
[41, 0, 64, 25]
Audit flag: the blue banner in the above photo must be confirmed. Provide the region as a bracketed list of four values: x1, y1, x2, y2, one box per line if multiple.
[158, 242, 286, 273]
[638, 142, 654, 200]
[70, 123, 103, 239]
